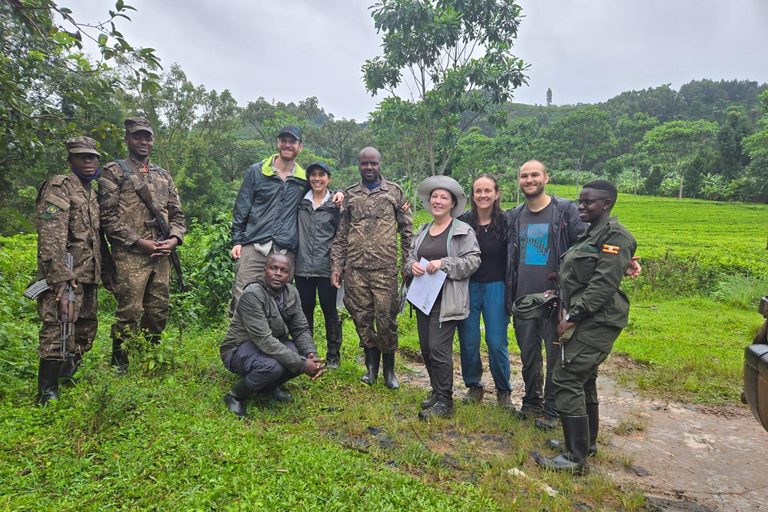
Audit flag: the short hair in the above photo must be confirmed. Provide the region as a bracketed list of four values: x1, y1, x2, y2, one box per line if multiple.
[582, 180, 617, 203]
[266, 253, 291, 270]
[519, 159, 547, 175]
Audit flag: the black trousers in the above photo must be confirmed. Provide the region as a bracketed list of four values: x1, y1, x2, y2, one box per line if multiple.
[295, 276, 339, 336]
[416, 305, 456, 398]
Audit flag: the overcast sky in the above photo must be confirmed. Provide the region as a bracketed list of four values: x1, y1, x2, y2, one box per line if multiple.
[74, 0, 768, 120]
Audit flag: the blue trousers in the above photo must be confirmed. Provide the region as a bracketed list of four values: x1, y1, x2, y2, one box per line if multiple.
[457, 280, 512, 392]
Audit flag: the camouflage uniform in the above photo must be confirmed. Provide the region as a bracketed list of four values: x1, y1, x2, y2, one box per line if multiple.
[36, 153, 102, 361]
[330, 177, 413, 352]
[98, 149, 186, 346]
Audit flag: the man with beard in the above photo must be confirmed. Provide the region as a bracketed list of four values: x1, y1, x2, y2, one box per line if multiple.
[330, 147, 413, 389]
[99, 117, 186, 370]
[506, 160, 639, 429]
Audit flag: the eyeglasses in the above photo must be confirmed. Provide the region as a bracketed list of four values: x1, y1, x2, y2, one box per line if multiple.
[577, 197, 610, 206]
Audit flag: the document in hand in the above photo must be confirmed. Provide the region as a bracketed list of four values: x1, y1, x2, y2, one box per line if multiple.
[406, 257, 447, 315]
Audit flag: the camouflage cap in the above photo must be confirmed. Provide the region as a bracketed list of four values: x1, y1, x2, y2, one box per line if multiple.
[65, 136, 101, 157]
[124, 117, 154, 136]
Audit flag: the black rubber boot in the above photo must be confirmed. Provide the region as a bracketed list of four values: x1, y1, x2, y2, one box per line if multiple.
[36, 359, 62, 406]
[224, 378, 254, 418]
[382, 351, 399, 389]
[536, 415, 590, 474]
[326, 321, 342, 369]
[418, 394, 454, 420]
[360, 347, 381, 385]
[587, 403, 599, 455]
[59, 352, 82, 384]
[111, 339, 129, 373]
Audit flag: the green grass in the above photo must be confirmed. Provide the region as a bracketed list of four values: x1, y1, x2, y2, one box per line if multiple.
[2, 191, 766, 510]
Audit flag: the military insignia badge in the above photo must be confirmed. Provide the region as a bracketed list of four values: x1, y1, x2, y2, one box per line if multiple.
[42, 204, 61, 219]
[401, 201, 411, 212]
[602, 244, 619, 254]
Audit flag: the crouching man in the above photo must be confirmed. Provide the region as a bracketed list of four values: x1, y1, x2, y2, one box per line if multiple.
[220, 254, 325, 418]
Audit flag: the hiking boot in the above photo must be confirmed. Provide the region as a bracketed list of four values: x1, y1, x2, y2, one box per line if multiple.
[496, 390, 516, 410]
[35, 359, 62, 406]
[461, 384, 484, 404]
[535, 413, 559, 430]
[418, 395, 454, 421]
[420, 391, 438, 409]
[326, 359, 340, 370]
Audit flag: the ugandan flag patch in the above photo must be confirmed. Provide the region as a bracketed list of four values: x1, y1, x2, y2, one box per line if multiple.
[602, 244, 619, 254]
[401, 201, 411, 212]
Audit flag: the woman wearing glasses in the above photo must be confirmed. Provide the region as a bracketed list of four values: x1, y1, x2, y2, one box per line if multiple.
[536, 180, 637, 475]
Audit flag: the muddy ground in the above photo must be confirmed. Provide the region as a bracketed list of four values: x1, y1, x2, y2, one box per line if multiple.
[397, 350, 768, 511]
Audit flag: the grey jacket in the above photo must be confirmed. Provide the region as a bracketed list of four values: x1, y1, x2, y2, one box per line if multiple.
[219, 276, 317, 374]
[504, 195, 587, 315]
[405, 219, 481, 322]
[295, 195, 340, 278]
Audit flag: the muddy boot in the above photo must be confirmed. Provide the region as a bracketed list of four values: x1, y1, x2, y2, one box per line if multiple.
[326, 321, 342, 370]
[535, 413, 559, 430]
[547, 405, 599, 456]
[265, 386, 293, 403]
[418, 394, 454, 420]
[497, 389, 516, 410]
[111, 339, 129, 373]
[36, 359, 62, 406]
[536, 415, 590, 474]
[462, 384, 484, 404]
[360, 347, 381, 386]
[59, 353, 82, 384]
[382, 351, 399, 389]
[420, 391, 438, 409]
[224, 378, 254, 418]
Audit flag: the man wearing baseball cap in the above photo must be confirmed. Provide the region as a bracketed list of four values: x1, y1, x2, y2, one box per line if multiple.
[33, 136, 104, 404]
[229, 125, 342, 317]
[98, 117, 186, 371]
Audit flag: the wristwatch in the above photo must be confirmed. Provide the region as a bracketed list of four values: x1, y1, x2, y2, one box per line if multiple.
[565, 308, 582, 323]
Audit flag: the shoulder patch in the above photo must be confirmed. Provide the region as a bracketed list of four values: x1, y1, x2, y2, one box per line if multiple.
[41, 203, 61, 219]
[401, 200, 411, 212]
[602, 244, 620, 255]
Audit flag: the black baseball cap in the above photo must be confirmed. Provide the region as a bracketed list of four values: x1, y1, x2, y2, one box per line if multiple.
[307, 161, 331, 176]
[278, 125, 302, 142]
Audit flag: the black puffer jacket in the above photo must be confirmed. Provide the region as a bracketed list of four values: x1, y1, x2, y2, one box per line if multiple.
[504, 195, 587, 314]
[295, 195, 340, 278]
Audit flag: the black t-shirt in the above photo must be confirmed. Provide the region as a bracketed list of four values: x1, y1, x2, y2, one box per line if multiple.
[418, 222, 451, 261]
[472, 224, 506, 283]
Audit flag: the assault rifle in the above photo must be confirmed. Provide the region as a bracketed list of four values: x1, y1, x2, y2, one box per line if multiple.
[134, 181, 186, 291]
[59, 252, 75, 359]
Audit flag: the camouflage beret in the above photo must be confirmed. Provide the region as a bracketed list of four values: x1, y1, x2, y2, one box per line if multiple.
[124, 117, 154, 136]
[65, 136, 100, 157]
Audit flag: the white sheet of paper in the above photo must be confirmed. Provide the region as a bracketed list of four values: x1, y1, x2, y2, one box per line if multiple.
[406, 258, 447, 315]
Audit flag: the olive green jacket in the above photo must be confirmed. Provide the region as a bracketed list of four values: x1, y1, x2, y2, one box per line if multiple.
[560, 216, 636, 350]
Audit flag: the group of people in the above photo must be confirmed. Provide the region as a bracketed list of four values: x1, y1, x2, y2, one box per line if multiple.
[34, 120, 637, 475]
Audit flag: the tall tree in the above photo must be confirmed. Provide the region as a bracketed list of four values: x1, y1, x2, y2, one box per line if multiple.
[544, 106, 614, 190]
[362, 0, 528, 175]
[546, 87, 552, 107]
[640, 120, 717, 199]
[313, 118, 363, 171]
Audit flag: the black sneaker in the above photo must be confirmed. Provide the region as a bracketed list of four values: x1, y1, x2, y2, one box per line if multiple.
[418, 396, 454, 420]
[420, 391, 438, 409]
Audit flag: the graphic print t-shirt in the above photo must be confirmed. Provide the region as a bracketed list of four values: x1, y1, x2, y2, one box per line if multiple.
[515, 202, 558, 299]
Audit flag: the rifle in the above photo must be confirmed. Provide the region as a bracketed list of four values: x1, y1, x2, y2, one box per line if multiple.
[59, 252, 75, 359]
[548, 270, 571, 369]
[134, 181, 186, 292]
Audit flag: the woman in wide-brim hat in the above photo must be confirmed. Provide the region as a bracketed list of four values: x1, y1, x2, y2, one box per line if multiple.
[405, 176, 480, 420]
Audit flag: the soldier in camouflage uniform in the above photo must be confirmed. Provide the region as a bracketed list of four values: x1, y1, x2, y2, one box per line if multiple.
[34, 136, 104, 405]
[98, 118, 186, 370]
[330, 147, 413, 389]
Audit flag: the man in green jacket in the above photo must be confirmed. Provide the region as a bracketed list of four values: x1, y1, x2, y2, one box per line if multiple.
[220, 254, 326, 418]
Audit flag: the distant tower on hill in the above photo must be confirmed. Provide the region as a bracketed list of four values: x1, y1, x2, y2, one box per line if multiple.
[546, 88, 553, 107]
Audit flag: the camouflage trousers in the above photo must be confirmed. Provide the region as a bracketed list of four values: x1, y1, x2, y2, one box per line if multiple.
[111, 250, 170, 342]
[37, 283, 98, 361]
[343, 268, 399, 353]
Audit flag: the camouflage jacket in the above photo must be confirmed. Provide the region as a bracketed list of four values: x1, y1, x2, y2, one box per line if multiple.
[36, 172, 101, 284]
[331, 177, 413, 273]
[98, 159, 186, 254]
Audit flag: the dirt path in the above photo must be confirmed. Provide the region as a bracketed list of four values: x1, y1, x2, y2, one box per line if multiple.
[399, 350, 768, 511]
